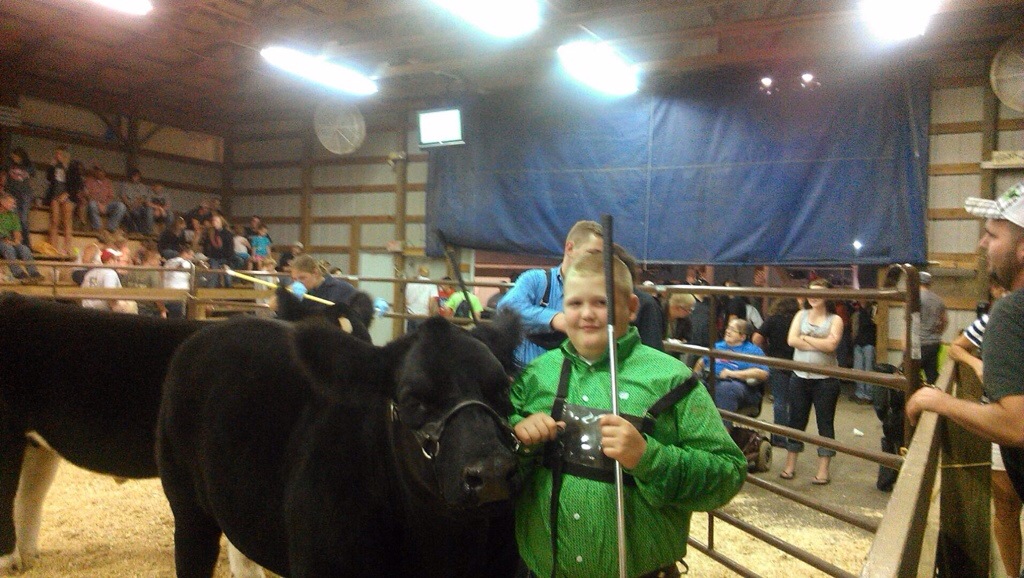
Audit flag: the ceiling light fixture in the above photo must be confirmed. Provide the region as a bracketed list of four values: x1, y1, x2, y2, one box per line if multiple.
[800, 72, 821, 90]
[429, 0, 540, 39]
[859, 0, 940, 41]
[759, 76, 777, 95]
[557, 40, 639, 96]
[260, 46, 378, 96]
[88, 0, 152, 15]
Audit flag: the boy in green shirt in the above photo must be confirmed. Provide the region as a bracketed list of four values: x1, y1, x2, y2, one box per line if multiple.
[0, 193, 42, 283]
[511, 252, 745, 578]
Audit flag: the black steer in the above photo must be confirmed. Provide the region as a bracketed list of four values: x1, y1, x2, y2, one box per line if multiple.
[157, 312, 522, 578]
[0, 291, 370, 574]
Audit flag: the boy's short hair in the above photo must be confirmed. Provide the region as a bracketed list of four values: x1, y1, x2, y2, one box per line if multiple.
[565, 220, 602, 246]
[565, 252, 632, 301]
[291, 254, 318, 274]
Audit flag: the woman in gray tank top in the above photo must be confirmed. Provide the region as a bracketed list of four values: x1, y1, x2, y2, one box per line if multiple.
[778, 279, 845, 485]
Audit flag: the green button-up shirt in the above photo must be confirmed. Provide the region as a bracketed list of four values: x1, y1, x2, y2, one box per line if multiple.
[510, 327, 746, 577]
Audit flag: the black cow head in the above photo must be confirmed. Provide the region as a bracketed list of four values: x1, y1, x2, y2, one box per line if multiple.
[388, 311, 523, 510]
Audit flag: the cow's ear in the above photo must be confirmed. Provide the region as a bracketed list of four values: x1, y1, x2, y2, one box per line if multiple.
[292, 321, 386, 400]
[468, 309, 522, 376]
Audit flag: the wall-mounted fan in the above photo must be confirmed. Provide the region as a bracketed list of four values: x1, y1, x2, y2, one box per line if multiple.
[991, 33, 1024, 113]
[314, 102, 366, 155]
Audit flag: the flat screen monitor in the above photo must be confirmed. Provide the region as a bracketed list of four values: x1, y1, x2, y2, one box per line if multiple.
[417, 108, 464, 148]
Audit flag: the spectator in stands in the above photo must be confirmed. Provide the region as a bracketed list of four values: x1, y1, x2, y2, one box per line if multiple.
[0, 192, 43, 283]
[244, 215, 268, 239]
[498, 220, 604, 367]
[694, 318, 769, 431]
[45, 145, 75, 255]
[253, 257, 278, 315]
[66, 160, 87, 229]
[84, 165, 127, 232]
[163, 244, 196, 319]
[185, 198, 214, 232]
[120, 169, 171, 235]
[277, 241, 303, 272]
[404, 265, 435, 332]
[780, 279, 844, 485]
[232, 224, 252, 270]
[71, 229, 111, 285]
[81, 249, 126, 311]
[753, 298, 800, 446]
[158, 216, 188, 260]
[121, 248, 166, 318]
[918, 271, 948, 384]
[249, 224, 272, 269]
[201, 214, 236, 287]
[4, 147, 36, 251]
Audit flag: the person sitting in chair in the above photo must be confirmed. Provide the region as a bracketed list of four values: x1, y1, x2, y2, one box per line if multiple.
[694, 318, 769, 430]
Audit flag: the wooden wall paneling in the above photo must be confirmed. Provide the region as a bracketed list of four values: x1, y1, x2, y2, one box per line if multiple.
[300, 119, 315, 249]
[221, 125, 235, 218]
[928, 174, 982, 209]
[929, 163, 980, 176]
[977, 85, 1000, 301]
[930, 132, 984, 165]
[930, 86, 985, 124]
[349, 223, 360, 280]
[125, 115, 140, 175]
[13, 124, 222, 168]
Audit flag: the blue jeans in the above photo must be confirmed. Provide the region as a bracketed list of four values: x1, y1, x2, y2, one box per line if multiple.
[853, 344, 875, 400]
[0, 242, 39, 278]
[785, 375, 840, 457]
[88, 200, 127, 231]
[132, 206, 174, 234]
[713, 378, 763, 431]
[15, 197, 31, 249]
[768, 368, 792, 446]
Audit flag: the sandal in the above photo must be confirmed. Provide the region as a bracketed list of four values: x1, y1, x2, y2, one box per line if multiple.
[779, 470, 795, 480]
[812, 476, 831, 485]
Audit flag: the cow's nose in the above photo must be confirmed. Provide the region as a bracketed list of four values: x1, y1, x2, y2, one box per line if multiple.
[463, 455, 517, 503]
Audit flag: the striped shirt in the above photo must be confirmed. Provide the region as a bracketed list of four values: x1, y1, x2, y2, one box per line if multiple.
[964, 314, 988, 350]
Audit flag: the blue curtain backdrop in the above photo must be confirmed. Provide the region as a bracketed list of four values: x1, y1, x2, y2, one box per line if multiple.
[425, 68, 930, 265]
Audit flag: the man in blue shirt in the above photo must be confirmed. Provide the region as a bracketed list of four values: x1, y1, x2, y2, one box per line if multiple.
[694, 318, 769, 430]
[497, 220, 604, 367]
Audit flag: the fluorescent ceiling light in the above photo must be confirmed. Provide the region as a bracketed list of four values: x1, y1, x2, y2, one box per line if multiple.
[260, 46, 378, 96]
[860, 0, 940, 41]
[89, 0, 152, 15]
[557, 40, 639, 96]
[430, 0, 540, 39]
